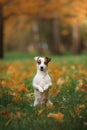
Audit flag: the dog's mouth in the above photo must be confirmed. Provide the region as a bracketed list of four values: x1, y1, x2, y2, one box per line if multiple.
[40, 67, 44, 71]
[40, 68, 44, 71]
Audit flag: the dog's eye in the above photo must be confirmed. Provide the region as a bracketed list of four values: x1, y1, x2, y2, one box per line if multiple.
[38, 61, 41, 64]
[44, 62, 47, 65]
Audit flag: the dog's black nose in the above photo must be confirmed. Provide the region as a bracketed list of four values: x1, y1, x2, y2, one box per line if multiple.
[40, 66, 44, 71]
[41, 66, 43, 69]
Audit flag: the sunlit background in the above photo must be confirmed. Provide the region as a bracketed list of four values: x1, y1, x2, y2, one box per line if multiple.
[0, 0, 87, 58]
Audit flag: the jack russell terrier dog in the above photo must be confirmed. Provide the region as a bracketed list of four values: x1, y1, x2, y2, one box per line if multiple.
[33, 56, 52, 106]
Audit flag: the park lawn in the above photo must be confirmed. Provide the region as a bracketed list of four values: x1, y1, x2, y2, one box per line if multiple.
[0, 52, 87, 130]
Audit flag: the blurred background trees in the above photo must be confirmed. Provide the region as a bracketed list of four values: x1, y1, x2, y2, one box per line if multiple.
[0, 0, 87, 58]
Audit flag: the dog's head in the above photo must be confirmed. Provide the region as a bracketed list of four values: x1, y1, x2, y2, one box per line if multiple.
[34, 56, 51, 71]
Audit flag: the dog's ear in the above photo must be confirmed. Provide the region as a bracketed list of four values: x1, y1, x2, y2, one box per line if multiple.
[45, 57, 51, 63]
[34, 56, 39, 61]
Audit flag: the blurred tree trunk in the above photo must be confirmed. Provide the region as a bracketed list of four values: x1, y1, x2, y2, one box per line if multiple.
[50, 18, 61, 54]
[72, 20, 82, 54]
[0, 4, 3, 59]
[32, 19, 43, 54]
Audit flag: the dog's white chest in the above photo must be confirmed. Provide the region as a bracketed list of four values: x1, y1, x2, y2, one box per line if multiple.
[34, 74, 51, 88]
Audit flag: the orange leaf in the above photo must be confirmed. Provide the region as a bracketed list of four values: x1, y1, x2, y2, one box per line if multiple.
[17, 85, 25, 93]
[47, 112, 64, 122]
[81, 84, 87, 93]
[52, 89, 60, 95]
[2, 111, 10, 118]
[16, 112, 21, 118]
[46, 102, 55, 110]
[38, 109, 44, 115]
[53, 70, 61, 77]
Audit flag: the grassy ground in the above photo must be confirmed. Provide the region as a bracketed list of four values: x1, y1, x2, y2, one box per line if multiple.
[0, 52, 87, 130]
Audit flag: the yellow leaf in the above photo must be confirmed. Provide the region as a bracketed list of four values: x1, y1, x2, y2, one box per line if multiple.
[38, 109, 44, 115]
[47, 112, 64, 122]
[79, 104, 85, 109]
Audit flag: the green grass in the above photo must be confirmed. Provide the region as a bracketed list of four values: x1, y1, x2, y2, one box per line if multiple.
[0, 52, 87, 130]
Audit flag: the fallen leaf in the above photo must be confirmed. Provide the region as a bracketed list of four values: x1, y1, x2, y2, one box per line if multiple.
[81, 84, 87, 93]
[47, 112, 64, 122]
[52, 89, 60, 95]
[5, 118, 13, 126]
[53, 70, 61, 77]
[38, 109, 44, 115]
[16, 112, 21, 118]
[75, 80, 83, 91]
[83, 122, 87, 126]
[2, 111, 10, 118]
[75, 104, 85, 117]
[79, 104, 85, 109]
[17, 85, 25, 93]
[57, 78, 64, 86]
[46, 102, 55, 110]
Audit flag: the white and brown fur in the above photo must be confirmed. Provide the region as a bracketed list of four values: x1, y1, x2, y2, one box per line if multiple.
[33, 56, 52, 106]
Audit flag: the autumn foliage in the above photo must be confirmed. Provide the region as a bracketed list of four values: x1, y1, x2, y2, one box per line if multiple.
[0, 0, 87, 56]
[0, 54, 87, 130]
[2, 0, 87, 23]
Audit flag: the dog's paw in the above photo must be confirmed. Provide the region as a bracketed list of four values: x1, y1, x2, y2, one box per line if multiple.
[39, 87, 44, 93]
[44, 85, 49, 91]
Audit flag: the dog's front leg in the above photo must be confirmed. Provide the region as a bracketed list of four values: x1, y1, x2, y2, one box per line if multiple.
[33, 83, 44, 92]
[34, 100, 39, 106]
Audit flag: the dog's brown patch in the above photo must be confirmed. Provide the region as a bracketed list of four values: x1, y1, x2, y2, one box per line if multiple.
[45, 57, 51, 65]
[37, 57, 41, 65]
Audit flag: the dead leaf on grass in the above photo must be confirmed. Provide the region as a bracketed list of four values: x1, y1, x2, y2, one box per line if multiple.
[5, 118, 13, 126]
[38, 109, 44, 115]
[46, 102, 55, 110]
[47, 112, 64, 122]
